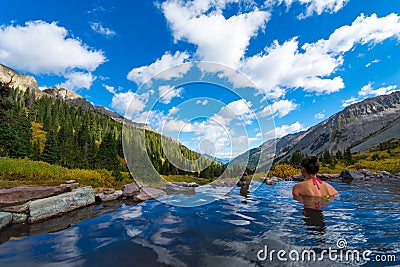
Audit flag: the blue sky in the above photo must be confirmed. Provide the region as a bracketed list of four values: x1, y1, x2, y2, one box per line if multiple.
[0, 0, 399, 158]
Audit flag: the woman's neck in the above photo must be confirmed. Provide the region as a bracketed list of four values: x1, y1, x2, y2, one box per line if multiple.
[304, 173, 317, 180]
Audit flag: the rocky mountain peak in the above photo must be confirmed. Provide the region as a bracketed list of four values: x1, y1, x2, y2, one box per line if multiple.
[0, 64, 38, 92]
[42, 87, 84, 101]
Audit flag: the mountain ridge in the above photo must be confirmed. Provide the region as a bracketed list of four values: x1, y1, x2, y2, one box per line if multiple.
[232, 90, 400, 170]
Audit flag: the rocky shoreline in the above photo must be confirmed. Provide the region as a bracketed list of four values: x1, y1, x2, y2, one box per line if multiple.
[0, 180, 167, 230]
[0, 169, 398, 230]
[262, 169, 400, 186]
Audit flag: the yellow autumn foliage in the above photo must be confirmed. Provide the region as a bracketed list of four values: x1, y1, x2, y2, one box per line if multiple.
[267, 163, 300, 178]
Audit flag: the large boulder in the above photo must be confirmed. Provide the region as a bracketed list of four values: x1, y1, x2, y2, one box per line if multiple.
[134, 188, 166, 202]
[340, 170, 364, 183]
[28, 186, 95, 223]
[0, 186, 72, 207]
[121, 182, 140, 197]
[0, 212, 12, 229]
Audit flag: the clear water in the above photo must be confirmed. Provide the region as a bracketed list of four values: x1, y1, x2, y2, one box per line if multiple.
[0, 180, 399, 267]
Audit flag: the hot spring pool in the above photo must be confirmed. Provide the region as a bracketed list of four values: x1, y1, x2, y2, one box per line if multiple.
[0, 180, 399, 266]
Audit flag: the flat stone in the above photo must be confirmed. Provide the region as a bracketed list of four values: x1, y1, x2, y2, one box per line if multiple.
[0, 212, 12, 229]
[59, 183, 79, 190]
[66, 180, 76, 184]
[0, 186, 72, 208]
[134, 188, 166, 202]
[121, 182, 140, 197]
[12, 213, 28, 224]
[95, 190, 122, 202]
[0, 202, 29, 213]
[103, 188, 115, 195]
[28, 187, 95, 223]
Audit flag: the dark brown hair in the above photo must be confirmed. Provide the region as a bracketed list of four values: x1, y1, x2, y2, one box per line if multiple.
[301, 155, 319, 175]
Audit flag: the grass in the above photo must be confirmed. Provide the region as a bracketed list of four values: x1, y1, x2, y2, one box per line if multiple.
[161, 175, 211, 185]
[0, 157, 133, 189]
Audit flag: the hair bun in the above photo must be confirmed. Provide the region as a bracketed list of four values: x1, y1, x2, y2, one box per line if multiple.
[309, 155, 318, 162]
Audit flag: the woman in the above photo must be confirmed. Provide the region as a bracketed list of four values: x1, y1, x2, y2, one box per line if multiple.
[292, 155, 338, 197]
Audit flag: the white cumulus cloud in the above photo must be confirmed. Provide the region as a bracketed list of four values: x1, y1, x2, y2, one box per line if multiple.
[358, 83, 398, 97]
[314, 112, 325, 119]
[0, 20, 105, 74]
[239, 13, 400, 98]
[259, 99, 298, 118]
[58, 72, 96, 90]
[268, 122, 305, 139]
[127, 51, 191, 85]
[162, 0, 269, 67]
[111, 90, 153, 117]
[158, 85, 183, 104]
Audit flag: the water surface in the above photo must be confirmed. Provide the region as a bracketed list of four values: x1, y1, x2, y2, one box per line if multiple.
[0, 180, 399, 266]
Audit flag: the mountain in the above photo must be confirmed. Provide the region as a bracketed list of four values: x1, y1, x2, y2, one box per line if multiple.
[0, 64, 151, 130]
[232, 91, 400, 170]
[0, 63, 227, 180]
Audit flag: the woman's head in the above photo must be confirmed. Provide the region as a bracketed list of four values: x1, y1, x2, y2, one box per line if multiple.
[301, 155, 319, 175]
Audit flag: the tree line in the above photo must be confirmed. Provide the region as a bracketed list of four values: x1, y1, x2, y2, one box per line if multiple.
[0, 81, 226, 181]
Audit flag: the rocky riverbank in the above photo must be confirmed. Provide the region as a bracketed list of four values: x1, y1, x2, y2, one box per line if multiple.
[0, 180, 167, 230]
[262, 169, 400, 185]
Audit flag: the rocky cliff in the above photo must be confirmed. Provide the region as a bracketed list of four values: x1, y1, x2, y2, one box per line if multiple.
[0, 64, 151, 130]
[0, 64, 39, 93]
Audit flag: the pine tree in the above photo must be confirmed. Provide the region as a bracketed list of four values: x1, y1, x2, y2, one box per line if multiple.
[96, 132, 121, 180]
[30, 139, 41, 161]
[40, 130, 59, 164]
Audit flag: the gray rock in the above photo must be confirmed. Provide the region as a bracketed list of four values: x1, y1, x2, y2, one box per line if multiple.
[223, 180, 237, 187]
[0, 212, 12, 229]
[317, 173, 340, 181]
[12, 213, 28, 224]
[270, 177, 280, 182]
[96, 190, 122, 202]
[134, 188, 166, 202]
[66, 180, 76, 184]
[358, 169, 374, 177]
[103, 188, 115, 195]
[340, 170, 364, 183]
[265, 179, 275, 186]
[121, 182, 140, 197]
[28, 187, 95, 223]
[377, 171, 392, 176]
[59, 183, 79, 190]
[293, 174, 305, 181]
[0, 185, 72, 208]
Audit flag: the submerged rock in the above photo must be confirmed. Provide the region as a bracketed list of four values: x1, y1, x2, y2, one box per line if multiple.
[134, 188, 166, 202]
[28, 187, 95, 223]
[96, 190, 123, 202]
[0, 186, 72, 208]
[121, 183, 140, 197]
[0, 212, 12, 229]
